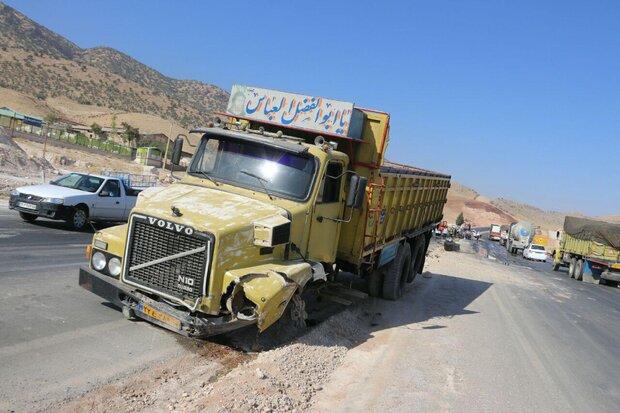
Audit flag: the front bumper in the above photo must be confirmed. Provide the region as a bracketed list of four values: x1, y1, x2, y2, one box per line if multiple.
[78, 266, 255, 337]
[9, 195, 72, 220]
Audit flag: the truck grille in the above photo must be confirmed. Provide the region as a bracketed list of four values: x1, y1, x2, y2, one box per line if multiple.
[123, 214, 212, 302]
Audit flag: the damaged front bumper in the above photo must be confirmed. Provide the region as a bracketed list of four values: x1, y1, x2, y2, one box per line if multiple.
[78, 266, 255, 337]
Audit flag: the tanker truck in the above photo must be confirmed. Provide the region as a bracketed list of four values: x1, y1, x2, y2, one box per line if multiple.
[506, 221, 534, 254]
[78, 85, 451, 337]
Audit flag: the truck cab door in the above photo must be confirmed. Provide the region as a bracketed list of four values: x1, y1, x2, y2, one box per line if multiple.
[307, 161, 345, 263]
[94, 179, 124, 220]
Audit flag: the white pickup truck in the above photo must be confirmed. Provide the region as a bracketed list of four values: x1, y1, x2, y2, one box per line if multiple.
[9, 172, 144, 230]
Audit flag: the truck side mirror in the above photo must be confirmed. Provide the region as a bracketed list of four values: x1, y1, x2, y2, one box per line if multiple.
[346, 175, 367, 209]
[171, 135, 184, 165]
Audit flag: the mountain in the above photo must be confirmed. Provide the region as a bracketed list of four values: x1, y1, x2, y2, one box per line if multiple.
[445, 182, 619, 231]
[0, 2, 228, 128]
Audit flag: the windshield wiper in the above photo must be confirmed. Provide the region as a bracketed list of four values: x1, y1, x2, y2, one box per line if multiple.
[240, 170, 274, 200]
[193, 170, 219, 186]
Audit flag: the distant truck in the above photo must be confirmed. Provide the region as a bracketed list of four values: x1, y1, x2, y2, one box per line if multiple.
[553, 216, 620, 286]
[532, 234, 549, 246]
[9, 172, 145, 230]
[488, 224, 501, 241]
[78, 85, 451, 338]
[499, 224, 510, 246]
[506, 221, 534, 254]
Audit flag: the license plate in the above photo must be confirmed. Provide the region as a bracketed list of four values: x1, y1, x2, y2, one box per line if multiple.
[17, 202, 37, 210]
[138, 303, 182, 330]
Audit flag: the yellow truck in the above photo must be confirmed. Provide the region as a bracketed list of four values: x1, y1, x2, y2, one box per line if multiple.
[554, 216, 620, 286]
[79, 85, 451, 337]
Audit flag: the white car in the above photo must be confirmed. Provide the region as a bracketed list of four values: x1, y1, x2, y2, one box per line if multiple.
[523, 243, 547, 262]
[9, 172, 143, 230]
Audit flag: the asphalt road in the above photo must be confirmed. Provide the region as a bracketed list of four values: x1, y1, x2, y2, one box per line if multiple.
[0, 207, 188, 413]
[314, 236, 620, 412]
[4, 207, 620, 412]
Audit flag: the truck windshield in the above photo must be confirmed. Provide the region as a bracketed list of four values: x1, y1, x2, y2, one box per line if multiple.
[52, 173, 104, 193]
[188, 135, 316, 200]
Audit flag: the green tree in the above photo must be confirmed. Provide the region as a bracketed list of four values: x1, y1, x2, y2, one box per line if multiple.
[121, 122, 141, 147]
[456, 212, 464, 226]
[110, 114, 117, 141]
[90, 122, 104, 140]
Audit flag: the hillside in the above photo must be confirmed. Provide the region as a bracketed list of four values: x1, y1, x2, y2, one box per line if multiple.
[445, 182, 619, 231]
[444, 182, 515, 227]
[0, 2, 228, 128]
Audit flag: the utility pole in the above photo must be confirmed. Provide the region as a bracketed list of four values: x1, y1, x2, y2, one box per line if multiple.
[162, 121, 172, 171]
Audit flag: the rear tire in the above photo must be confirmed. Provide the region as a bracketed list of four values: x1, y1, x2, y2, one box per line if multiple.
[407, 240, 425, 283]
[600, 278, 619, 288]
[383, 244, 411, 301]
[19, 211, 37, 222]
[575, 259, 584, 281]
[367, 269, 384, 298]
[568, 257, 577, 278]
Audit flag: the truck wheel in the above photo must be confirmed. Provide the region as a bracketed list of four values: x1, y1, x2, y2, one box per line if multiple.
[257, 294, 307, 347]
[600, 278, 618, 288]
[407, 240, 425, 283]
[19, 211, 37, 222]
[575, 259, 584, 281]
[367, 269, 384, 297]
[568, 257, 576, 278]
[552, 262, 560, 271]
[67, 206, 88, 231]
[383, 244, 411, 300]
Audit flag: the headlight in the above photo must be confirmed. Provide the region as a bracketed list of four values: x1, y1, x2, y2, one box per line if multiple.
[92, 251, 106, 271]
[10, 190, 19, 196]
[108, 257, 121, 276]
[42, 197, 64, 204]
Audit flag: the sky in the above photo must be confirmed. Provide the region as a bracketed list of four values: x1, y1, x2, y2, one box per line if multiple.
[4, 0, 620, 215]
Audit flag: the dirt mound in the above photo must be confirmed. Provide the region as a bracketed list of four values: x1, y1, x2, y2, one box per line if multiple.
[0, 128, 53, 176]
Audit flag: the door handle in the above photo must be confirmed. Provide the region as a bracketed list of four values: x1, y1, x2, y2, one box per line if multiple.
[115, 201, 120, 204]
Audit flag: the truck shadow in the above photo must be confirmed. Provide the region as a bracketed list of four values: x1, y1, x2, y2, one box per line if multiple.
[361, 272, 492, 335]
[213, 271, 492, 352]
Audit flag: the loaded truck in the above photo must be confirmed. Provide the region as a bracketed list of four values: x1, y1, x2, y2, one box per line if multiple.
[499, 224, 510, 246]
[78, 85, 451, 337]
[488, 224, 501, 241]
[506, 221, 534, 254]
[553, 216, 620, 286]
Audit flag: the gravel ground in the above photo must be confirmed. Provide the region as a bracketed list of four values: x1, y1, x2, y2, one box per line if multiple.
[55, 308, 369, 413]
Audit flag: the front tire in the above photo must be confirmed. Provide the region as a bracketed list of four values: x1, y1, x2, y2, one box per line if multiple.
[19, 211, 37, 222]
[383, 244, 411, 300]
[67, 206, 88, 230]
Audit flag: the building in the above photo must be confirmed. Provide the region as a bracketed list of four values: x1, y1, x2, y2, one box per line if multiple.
[140, 133, 169, 146]
[0, 107, 44, 135]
